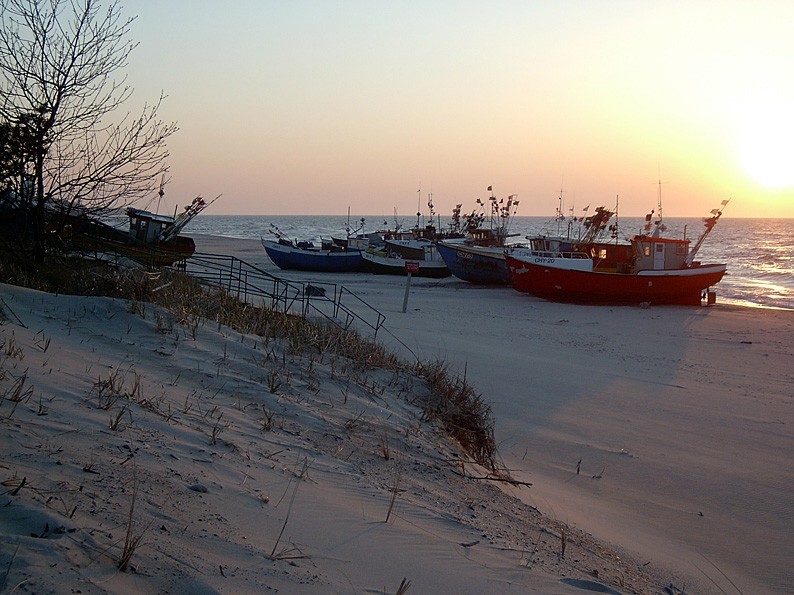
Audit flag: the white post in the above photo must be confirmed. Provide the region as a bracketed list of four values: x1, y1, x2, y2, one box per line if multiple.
[402, 272, 412, 313]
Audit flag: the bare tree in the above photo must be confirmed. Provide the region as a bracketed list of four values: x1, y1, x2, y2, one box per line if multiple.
[0, 0, 178, 259]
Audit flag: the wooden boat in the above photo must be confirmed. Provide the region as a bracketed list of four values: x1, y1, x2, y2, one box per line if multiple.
[383, 237, 431, 260]
[435, 189, 523, 284]
[506, 201, 729, 305]
[360, 250, 451, 278]
[74, 193, 218, 267]
[261, 238, 365, 272]
[120, 203, 201, 265]
[436, 240, 511, 284]
[360, 235, 452, 278]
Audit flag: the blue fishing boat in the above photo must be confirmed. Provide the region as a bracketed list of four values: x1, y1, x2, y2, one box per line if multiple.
[436, 240, 510, 284]
[261, 238, 365, 272]
[435, 189, 521, 284]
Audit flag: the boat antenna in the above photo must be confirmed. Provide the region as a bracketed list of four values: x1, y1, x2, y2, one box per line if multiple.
[650, 175, 667, 238]
[416, 187, 422, 229]
[656, 175, 664, 222]
[486, 185, 496, 231]
[685, 199, 729, 266]
[555, 183, 566, 236]
[612, 195, 619, 243]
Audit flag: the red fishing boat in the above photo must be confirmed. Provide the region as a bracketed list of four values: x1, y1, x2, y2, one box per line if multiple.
[505, 201, 729, 306]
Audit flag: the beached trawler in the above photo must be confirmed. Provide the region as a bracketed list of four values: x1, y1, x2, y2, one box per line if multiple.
[436, 189, 522, 284]
[261, 238, 366, 272]
[116, 197, 210, 265]
[261, 221, 369, 272]
[66, 192, 217, 267]
[505, 201, 729, 305]
[360, 238, 451, 278]
[354, 194, 469, 278]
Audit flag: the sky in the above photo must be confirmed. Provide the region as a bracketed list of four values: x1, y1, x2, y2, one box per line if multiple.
[122, 1, 794, 218]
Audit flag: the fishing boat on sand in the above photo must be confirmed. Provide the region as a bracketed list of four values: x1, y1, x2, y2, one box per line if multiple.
[361, 238, 451, 278]
[505, 201, 729, 305]
[261, 222, 369, 272]
[261, 238, 365, 273]
[354, 195, 465, 278]
[436, 188, 522, 284]
[78, 192, 218, 266]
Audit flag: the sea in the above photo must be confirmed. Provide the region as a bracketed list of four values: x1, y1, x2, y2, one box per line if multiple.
[184, 214, 794, 311]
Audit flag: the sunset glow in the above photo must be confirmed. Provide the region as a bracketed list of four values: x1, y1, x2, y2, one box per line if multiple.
[736, 92, 794, 189]
[122, 1, 794, 218]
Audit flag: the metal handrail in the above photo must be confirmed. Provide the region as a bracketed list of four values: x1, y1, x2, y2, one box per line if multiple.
[173, 252, 385, 337]
[510, 248, 591, 260]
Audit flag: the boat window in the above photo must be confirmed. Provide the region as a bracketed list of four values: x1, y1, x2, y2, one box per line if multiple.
[644, 245, 651, 257]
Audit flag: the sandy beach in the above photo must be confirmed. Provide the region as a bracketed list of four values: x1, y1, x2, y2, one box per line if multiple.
[2, 234, 792, 594]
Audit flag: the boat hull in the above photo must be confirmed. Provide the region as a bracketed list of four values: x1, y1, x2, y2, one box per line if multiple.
[360, 251, 451, 278]
[383, 238, 431, 260]
[66, 217, 196, 266]
[262, 239, 364, 272]
[505, 255, 727, 305]
[109, 236, 195, 267]
[436, 241, 509, 284]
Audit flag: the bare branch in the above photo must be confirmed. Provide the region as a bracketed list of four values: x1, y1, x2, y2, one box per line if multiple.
[0, 0, 177, 257]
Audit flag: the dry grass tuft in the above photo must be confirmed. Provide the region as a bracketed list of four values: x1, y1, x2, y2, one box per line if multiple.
[118, 473, 152, 572]
[417, 361, 499, 473]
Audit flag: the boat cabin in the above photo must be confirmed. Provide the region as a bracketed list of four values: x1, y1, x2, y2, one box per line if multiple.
[581, 242, 636, 273]
[631, 235, 690, 271]
[526, 236, 576, 255]
[127, 208, 174, 244]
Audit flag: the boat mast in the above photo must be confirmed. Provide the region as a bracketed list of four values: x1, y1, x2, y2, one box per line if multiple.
[656, 177, 664, 222]
[651, 177, 667, 238]
[488, 185, 496, 231]
[555, 184, 565, 237]
[416, 187, 421, 230]
[612, 195, 619, 243]
[685, 199, 729, 266]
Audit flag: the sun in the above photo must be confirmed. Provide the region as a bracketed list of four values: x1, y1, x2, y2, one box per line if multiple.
[736, 92, 794, 188]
